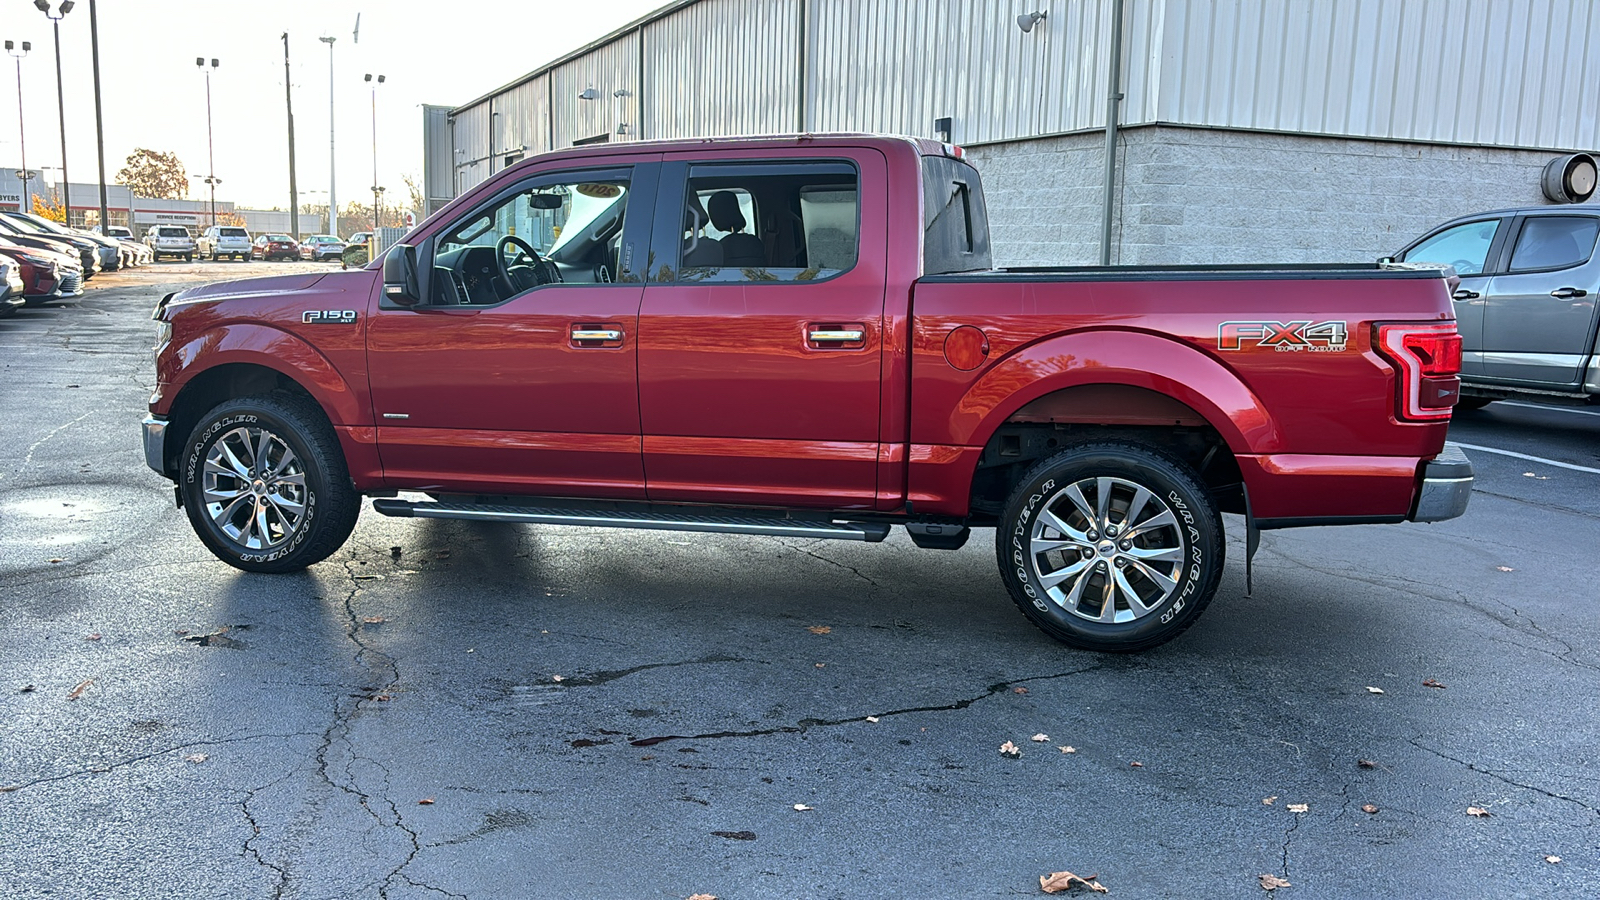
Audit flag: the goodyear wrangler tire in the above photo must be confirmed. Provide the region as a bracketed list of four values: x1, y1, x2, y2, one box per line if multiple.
[179, 394, 360, 573]
[996, 442, 1224, 652]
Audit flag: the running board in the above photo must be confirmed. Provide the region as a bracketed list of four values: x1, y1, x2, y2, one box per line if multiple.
[370, 498, 891, 542]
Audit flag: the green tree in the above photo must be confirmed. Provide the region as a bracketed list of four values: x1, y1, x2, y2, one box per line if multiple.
[117, 149, 189, 199]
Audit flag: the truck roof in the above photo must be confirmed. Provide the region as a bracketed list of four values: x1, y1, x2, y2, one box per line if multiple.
[510, 133, 953, 169]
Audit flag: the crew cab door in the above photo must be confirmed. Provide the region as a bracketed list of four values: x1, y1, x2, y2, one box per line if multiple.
[1480, 213, 1600, 385]
[365, 159, 658, 497]
[637, 150, 888, 508]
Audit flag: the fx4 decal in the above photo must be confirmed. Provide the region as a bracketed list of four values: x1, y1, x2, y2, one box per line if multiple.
[1218, 320, 1348, 352]
[303, 310, 358, 325]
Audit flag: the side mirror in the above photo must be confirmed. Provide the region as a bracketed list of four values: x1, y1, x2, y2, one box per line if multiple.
[382, 243, 422, 307]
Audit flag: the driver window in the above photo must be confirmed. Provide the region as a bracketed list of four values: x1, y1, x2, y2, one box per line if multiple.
[431, 169, 632, 305]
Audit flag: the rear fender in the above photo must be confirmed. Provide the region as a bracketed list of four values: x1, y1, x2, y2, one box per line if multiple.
[957, 330, 1282, 455]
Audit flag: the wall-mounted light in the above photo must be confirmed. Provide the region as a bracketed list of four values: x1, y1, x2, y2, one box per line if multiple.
[934, 116, 953, 143]
[578, 87, 599, 100]
[1017, 10, 1047, 32]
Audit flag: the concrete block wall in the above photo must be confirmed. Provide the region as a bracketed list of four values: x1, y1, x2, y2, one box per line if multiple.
[965, 126, 1574, 268]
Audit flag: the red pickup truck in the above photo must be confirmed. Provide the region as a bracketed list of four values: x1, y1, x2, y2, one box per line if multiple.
[144, 135, 1471, 651]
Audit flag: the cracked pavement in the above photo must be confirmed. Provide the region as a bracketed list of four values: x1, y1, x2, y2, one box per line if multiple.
[1, 265, 1597, 898]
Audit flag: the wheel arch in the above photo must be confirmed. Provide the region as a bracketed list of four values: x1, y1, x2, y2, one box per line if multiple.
[161, 360, 330, 478]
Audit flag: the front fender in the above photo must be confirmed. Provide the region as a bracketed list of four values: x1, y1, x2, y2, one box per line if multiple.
[159, 323, 365, 426]
[951, 329, 1283, 454]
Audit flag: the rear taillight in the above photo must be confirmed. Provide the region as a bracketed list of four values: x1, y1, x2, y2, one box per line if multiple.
[1376, 322, 1462, 421]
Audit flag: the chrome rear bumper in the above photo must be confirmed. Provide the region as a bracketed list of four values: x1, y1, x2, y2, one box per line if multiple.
[1410, 442, 1473, 523]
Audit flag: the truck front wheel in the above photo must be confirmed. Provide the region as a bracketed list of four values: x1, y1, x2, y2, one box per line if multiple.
[996, 442, 1224, 652]
[179, 394, 360, 573]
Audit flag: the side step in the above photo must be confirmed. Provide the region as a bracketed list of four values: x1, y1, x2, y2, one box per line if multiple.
[370, 498, 891, 542]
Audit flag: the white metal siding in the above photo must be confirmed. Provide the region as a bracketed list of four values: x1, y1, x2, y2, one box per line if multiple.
[453, 101, 492, 193]
[1156, 0, 1600, 150]
[641, 0, 800, 140]
[552, 33, 642, 148]
[422, 105, 455, 214]
[492, 75, 552, 171]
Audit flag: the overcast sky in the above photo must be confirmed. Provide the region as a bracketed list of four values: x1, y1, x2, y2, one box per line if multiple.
[1, 0, 669, 210]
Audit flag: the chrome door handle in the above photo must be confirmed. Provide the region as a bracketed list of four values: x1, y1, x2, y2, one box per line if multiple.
[1452, 289, 1479, 300]
[571, 329, 622, 341]
[808, 329, 864, 342]
[1551, 287, 1588, 299]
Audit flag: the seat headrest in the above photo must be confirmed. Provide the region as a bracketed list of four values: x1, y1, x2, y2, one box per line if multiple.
[707, 191, 746, 233]
[684, 192, 710, 233]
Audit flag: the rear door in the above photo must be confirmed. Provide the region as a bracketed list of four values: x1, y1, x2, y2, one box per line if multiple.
[1480, 213, 1600, 385]
[637, 149, 888, 508]
[1398, 217, 1506, 376]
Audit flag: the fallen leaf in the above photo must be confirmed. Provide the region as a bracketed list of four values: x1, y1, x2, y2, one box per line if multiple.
[1013, 687, 1029, 695]
[18, 685, 34, 694]
[1466, 806, 1491, 818]
[1129, 761, 1144, 768]
[1496, 566, 1514, 572]
[418, 798, 435, 805]
[1262, 796, 1277, 806]
[792, 803, 813, 811]
[999, 741, 1022, 759]
[1259, 873, 1291, 890]
[1031, 733, 1050, 742]
[864, 716, 879, 723]
[362, 616, 386, 625]
[0, 785, 18, 793]
[1365, 686, 1385, 694]
[1287, 803, 1309, 813]
[807, 625, 831, 634]
[173, 629, 189, 635]
[371, 694, 392, 702]
[687, 895, 719, 900]
[85, 633, 101, 641]
[1422, 678, 1446, 689]
[1059, 746, 1077, 754]
[1361, 804, 1378, 814]
[640, 755, 655, 761]
[184, 753, 208, 764]
[1039, 870, 1108, 894]
[710, 830, 756, 841]
[551, 675, 565, 683]
[814, 663, 825, 668]
[66, 679, 92, 701]
[435, 550, 452, 559]
[1545, 855, 1561, 864]
[1358, 759, 1378, 769]
[48, 557, 65, 564]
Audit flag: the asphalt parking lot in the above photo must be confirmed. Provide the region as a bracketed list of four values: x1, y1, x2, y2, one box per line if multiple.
[1, 264, 1596, 899]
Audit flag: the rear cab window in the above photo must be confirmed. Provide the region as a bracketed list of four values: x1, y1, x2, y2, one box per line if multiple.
[921, 155, 992, 275]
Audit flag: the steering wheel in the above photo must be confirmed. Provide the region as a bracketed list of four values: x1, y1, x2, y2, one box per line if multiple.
[494, 234, 547, 295]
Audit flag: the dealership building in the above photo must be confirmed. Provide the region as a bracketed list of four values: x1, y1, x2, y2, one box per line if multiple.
[422, 0, 1599, 266]
[0, 171, 296, 235]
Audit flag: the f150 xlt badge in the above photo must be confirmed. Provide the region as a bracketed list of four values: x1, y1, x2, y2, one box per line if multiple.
[1218, 320, 1348, 352]
[303, 310, 358, 325]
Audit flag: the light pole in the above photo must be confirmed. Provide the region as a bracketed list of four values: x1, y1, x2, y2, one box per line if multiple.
[196, 57, 219, 226]
[88, 0, 107, 233]
[33, 1, 73, 226]
[282, 33, 299, 240]
[364, 73, 384, 235]
[4, 40, 31, 214]
[319, 35, 337, 237]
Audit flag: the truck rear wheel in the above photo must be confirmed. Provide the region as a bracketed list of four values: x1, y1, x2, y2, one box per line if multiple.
[179, 394, 360, 573]
[996, 442, 1224, 652]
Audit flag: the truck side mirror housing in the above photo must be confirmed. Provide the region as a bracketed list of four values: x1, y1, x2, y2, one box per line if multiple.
[382, 243, 422, 307]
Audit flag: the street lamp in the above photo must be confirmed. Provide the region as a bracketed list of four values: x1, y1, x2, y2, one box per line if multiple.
[4, 40, 31, 214]
[196, 56, 219, 226]
[33, 0, 73, 225]
[319, 35, 337, 237]
[364, 73, 385, 234]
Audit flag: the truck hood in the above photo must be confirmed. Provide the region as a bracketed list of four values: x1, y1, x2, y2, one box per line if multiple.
[159, 272, 333, 320]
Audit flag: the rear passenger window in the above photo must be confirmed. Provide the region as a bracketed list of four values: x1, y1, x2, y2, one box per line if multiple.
[670, 161, 857, 283]
[1508, 216, 1599, 272]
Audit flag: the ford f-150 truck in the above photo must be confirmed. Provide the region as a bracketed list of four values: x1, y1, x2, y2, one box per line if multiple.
[143, 135, 1472, 651]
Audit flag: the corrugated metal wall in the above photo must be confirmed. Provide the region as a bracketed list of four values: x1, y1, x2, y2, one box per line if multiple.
[452, 101, 492, 193]
[552, 34, 642, 148]
[421, 105, 454, 215]
[1156, 0, 1600, 149]
[642, 0, 800, 139]
[491, 75, 552, 172]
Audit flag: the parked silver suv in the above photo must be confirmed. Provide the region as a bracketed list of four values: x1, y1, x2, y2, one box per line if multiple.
[145, 225, 196, 262]
[199, 225, 251, 261]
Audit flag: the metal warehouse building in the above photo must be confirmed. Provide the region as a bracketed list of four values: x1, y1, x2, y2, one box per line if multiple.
[422, 0, 1600, 265]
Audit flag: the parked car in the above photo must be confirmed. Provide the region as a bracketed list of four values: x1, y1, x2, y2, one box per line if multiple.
[346, 231, 371, 246]
[145, 225, 197, 262]
[0, 235, 85, 304]
[1391, 205, 1600, 407]
[4, 211, 129, 271]
[144, 135, 1472, 652]
[298, 234, 346, 261]
[0, 215, 101, 278]
[0, 256, 23, 316]
[199, 225, 252, 261]
[103, 226, 154, 266]
[252, 233, 300, 261]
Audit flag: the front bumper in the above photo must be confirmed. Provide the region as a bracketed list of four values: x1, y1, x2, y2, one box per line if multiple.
[1409, 442, 1473, 523]
[142, 415, 169, 477]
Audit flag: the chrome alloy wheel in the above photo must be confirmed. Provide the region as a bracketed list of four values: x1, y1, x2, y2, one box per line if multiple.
[202, 426, 308, 551]
[1029, 476, 1188, 624]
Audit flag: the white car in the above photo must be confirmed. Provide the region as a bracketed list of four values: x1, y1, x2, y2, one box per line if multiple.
[145, 225, 196, 262]
[199, 225, 252, 261]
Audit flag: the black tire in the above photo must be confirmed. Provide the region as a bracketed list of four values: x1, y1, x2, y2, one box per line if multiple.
[179, 393, 361, 573]
[1457, 397, 1494, 410]
[995, 441, 1224, 653]
[184, 253, 193, 262]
